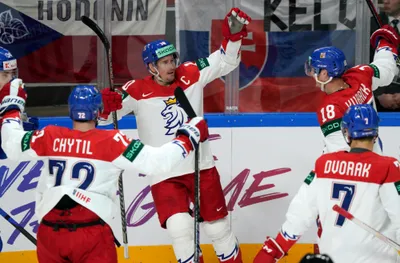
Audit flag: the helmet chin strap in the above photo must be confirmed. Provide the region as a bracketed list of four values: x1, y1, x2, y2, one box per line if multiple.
[149, 63, 174, 85]
[314, 73, 333, 92]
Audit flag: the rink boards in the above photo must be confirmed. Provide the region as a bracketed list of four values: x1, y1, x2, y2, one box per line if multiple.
[0, 113, 399, 263]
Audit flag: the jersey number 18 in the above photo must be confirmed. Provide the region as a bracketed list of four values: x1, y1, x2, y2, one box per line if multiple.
[320, 105, 336, 123]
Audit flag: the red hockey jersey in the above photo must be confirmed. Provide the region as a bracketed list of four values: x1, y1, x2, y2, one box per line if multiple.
[317, 45, 398, 154]
[1, 111, 193, 225]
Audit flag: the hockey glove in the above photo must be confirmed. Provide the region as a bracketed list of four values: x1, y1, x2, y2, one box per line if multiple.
[370, 25, 400, 49]
[101, 87, 122, 116]
[0, 78, 27, 115]
[176, 117, 209, 151]
[253, 232, 298, 263]
[222, 7, 252, 42]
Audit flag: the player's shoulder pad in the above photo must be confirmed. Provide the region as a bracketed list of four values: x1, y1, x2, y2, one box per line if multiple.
[103, 129, 143, 163]
[379, 156, 400, 187]
[392, 159, 400, 169]
[95, 128, 122, 139]
[346, 64, 379, 78]
[21, 126, 56, 152]
[381, 155, 400, 168]
[33, 125, 56, 136]
[120, 79, 145, 100]
[109, 129, 134, 145]
[176, 62, 201, 87]
[180, 59, 210, 72]
[314, 152, 336, 171]
[92, 129, 131, 146]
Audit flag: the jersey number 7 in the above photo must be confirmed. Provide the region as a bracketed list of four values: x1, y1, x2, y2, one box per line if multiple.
[49, 160, 95, 190]
[331, 183, 356, 226]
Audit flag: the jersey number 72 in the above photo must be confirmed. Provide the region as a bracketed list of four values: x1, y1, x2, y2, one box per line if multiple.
[49, 160, 95, 190]
[331, 183, 356, 226]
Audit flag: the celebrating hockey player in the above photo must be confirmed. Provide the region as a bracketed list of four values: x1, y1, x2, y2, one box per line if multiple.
[0, 47, 38, 159]
[0, 83, 209, 263]
[253, 104, 400, 263]
[99, 7, 251, 263]
[305, 25, 400, 154]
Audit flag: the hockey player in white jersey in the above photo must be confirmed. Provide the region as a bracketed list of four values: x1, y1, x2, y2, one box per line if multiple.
[98, 7, 251, 263]
[0, 82, 209, 263]
[254, 104, 400, 263]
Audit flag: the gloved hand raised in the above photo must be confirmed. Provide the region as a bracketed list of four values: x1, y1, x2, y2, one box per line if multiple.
[100, 87, 122, 116]
[0, 78, 27, 115]
[222, 7, 252, 42]
[370, 25, 400, 49]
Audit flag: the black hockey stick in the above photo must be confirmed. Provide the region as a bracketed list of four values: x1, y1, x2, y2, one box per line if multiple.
[80, 16, 118, 128]
[0, 207, 36, 246]
[174, 87, 201, 263]
[81, 15, 129, 258]
[365, 0, 383, 27]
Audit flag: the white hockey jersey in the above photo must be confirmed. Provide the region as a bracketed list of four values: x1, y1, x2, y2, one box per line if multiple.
[280, 149, 400, 263]
[99, 39, 242, 185]
[1, 111, 194, 226]
[317, 44, 398, 154]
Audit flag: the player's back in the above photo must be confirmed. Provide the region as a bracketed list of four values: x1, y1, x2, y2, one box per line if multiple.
[34, 126, 127, 225]
[313, 150, 399, 263]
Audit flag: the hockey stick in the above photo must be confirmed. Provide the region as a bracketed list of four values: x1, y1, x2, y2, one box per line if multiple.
[365, 0, 383, 27]
[174, 86, 201, 263]
[0, 207, 37, 246]
[333, 205, 400, 251]
[81, 15, 129, 258]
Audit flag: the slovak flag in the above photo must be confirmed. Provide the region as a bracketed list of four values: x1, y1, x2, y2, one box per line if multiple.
[176, 0, 356, 112]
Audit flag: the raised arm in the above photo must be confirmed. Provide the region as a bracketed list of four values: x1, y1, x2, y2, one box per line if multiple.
[369, 25, 400, 90]
[195, 8, 251, 86]
[97, 85, 136, 126]
[0, 79, 46, 160]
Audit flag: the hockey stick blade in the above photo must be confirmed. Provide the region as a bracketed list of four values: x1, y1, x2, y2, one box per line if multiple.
[81, 16, 110, 50]
[0, 208, 37, 246]
[333, 205, 400, 251]
[174, 87, 197, 118]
